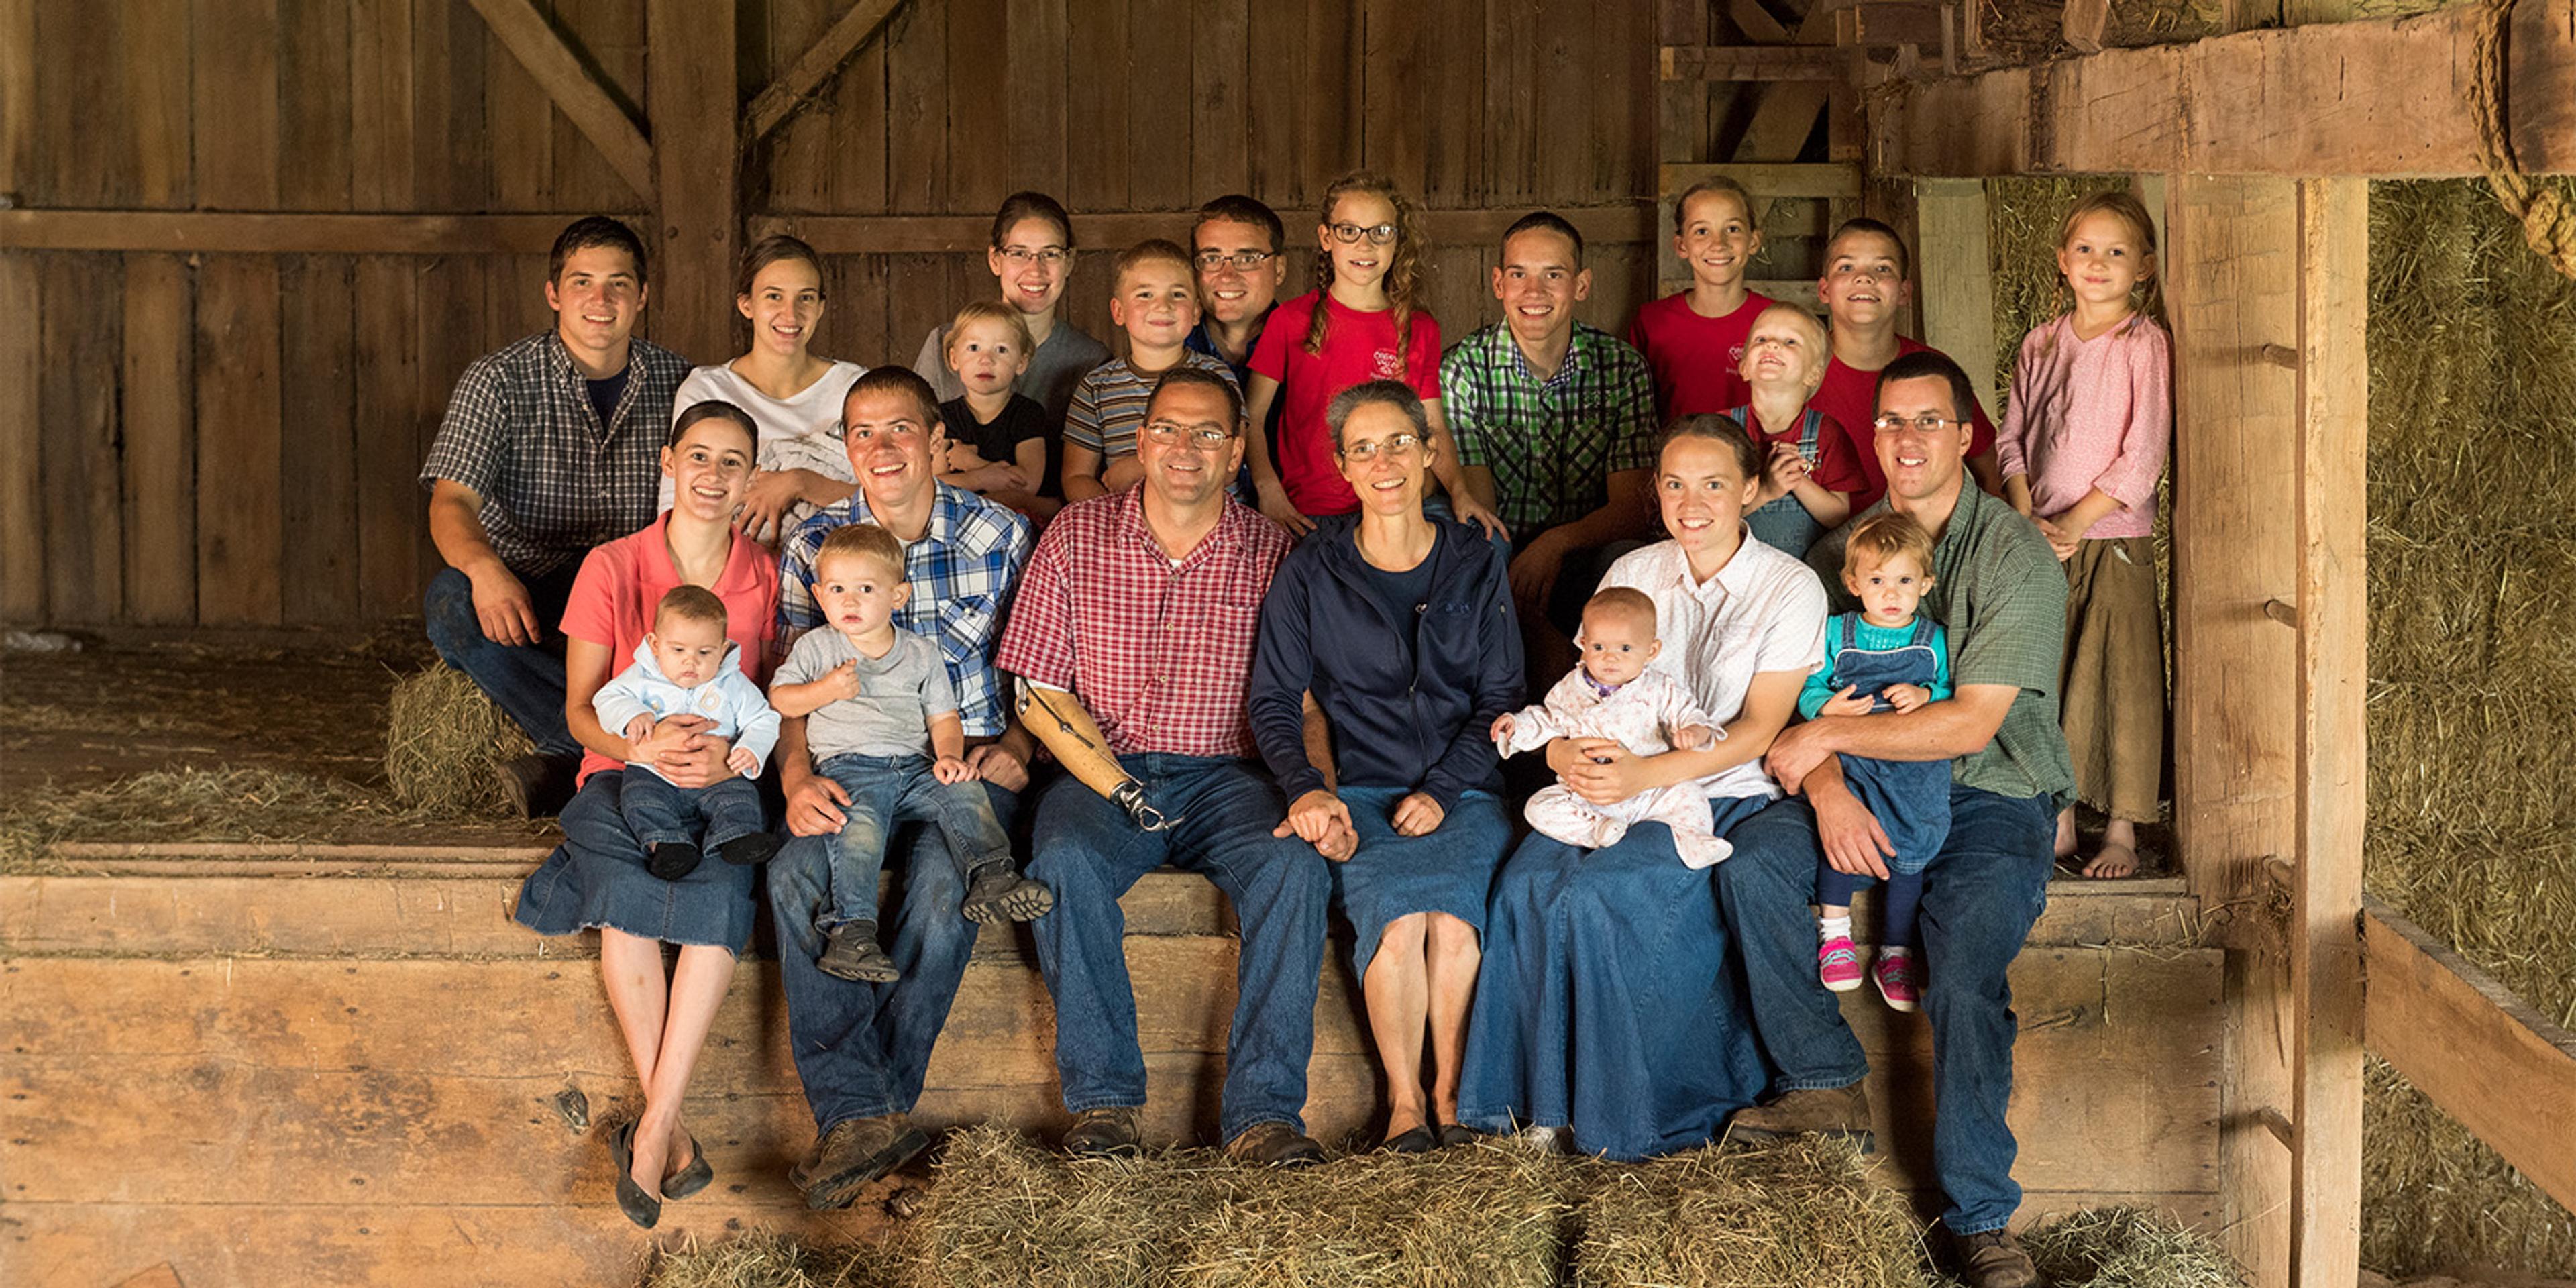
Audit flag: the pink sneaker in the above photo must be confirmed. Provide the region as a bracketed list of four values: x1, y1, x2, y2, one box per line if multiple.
[1872, 949, 1921, 1012]
[1819, 936, 1864, 991]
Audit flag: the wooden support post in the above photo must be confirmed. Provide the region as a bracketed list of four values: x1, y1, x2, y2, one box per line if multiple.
[1913, 178, 1998, 413]
[2287, 175, 2366, 1288]
[645, 0, 739, 366]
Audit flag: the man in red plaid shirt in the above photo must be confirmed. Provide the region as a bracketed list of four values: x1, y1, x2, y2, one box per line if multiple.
[996, 368, 1337, 1167]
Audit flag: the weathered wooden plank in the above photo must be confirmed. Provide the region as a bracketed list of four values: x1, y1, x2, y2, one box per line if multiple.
[1188, 0, 1246, 200]
[190, 0, 279, 209]
[1293, 0, 1355, 207]
[1871, 0, 2576, 177]
[1124, 0, 1192, 211]
[1360, 0, 1424, 195]
[1662, 44, 1845, 80]
[1244, 0, 1297, 207]
[761, 0, 840, 213]
[122, 0, 193, 207]
[754, 207, 1658, 255]
[1532, 0, 1594, 205]
[1836, 1, 1945, 48]
[941, 0, 1010, 215]
[0, 253, 44, 621]
[278, 0, 353, 211]
[347, 0, 417, 211]
[352, 256, 427, 619]
[278, 254, 362, 623]
[742, 0, 906, 143]
[118, 252, 196, 624]
[2286, 176, 2365, 1288]
[1062, 0, 1130, 213]
[645, 0, 737, 365]
[2362, 900, 2576, 1212]
[881, 0, 947, 215]
[1001, 0, 1069, 198]
[415, 0, 494, 212]
[37, 254, 122, 623]
[466, 0, 653, 201]
[482, 0, 555, 211]
[1914, 178, 1998, 413]
[0, 210, 649, 254]
[826, 5, 890, 215]
[1659, 161, 1862, 201]
[1592, 0, 1650, 201]
[549, 0, 647, 211]
[1731, 0, 1836, 163]
[1426, 0, 1488, 205]
[0, 0, 31, 205]
[35, 0, 131, 207]
[191, 255, 285, 625]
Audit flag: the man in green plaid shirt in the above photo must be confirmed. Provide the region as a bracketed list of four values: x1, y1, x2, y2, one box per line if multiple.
[1443, 211, 1661, 673]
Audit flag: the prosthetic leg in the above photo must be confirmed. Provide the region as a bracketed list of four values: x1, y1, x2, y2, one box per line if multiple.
[1018, 687, 1180, 831]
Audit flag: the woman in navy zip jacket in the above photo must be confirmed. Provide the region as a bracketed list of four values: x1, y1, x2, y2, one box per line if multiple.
[1250, 379, 1525, 1154]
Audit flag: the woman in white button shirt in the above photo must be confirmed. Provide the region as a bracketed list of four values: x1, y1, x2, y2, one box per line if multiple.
[1456, 413, 1827, 1161]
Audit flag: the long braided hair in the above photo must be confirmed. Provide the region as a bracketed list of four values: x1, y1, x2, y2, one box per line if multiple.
[1301, 170, 1430, 370]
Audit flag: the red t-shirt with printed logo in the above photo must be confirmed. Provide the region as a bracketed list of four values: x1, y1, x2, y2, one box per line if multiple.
[1811, 336, 1998, 511]
[1251, 291, 1442, 516]
[1627, 290, 1776, 425]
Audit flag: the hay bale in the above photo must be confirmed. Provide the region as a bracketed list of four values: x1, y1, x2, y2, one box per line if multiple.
[2012, 1206, 2243, 1287]
[2362, 178, 2576, 1277]
[643, 1231, 907, 1288]
[909, 1125, 1576, 1288]
[1573, 1136, 1931, 1288]
[383, 663, 532, 813]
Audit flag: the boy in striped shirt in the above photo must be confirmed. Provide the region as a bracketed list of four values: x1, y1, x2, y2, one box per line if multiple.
[1059, 239, 1240, 502]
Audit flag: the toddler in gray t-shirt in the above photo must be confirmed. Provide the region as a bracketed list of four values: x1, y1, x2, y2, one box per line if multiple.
[770, 525, 1052, 985]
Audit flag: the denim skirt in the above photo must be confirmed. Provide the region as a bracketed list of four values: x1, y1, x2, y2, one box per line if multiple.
[513, 769, 761, 953]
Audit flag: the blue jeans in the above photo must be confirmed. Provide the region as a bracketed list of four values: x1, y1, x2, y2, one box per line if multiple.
[1817, 865, 1926, 952]
[818, 753, 1016, 928]
[767, 780, 1022, 1132]
[422, 563, 582, 759]
[619, 771, 768, 852]
[1026, 755, 1331, 1144]
[1717, 784, 2055, 1233]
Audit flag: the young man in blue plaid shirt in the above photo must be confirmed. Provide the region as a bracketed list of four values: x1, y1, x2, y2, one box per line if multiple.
[1442, 211, 1661, 678]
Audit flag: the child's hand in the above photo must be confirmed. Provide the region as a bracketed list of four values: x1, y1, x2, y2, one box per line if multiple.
[1763, 443, 1810, 500]
[1882, 683, 1931, 713]
[1672, 723, 1717, 751]
[623, 714, 655, 743]
[1391, 792, 1446, 837]
[821, 661, 863, 702]
[2035, 516, 2080, 563]
[1820, 686, 1876, 718]
[726, 745, 761, 776]
[932, 755, 975, 784]
[1490, 712, 1518, 748]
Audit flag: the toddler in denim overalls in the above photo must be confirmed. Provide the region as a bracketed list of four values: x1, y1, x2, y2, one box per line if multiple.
[1797, 513, 1953, 1012]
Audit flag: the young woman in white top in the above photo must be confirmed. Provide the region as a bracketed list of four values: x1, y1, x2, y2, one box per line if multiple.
[663, 235, 868, 544]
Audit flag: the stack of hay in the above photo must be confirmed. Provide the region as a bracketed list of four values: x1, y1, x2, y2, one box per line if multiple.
[382, 663, 533, 813]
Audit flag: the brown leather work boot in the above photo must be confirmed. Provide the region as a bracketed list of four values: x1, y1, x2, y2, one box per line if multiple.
[1723, 1081, 1876, 1152]
[790, 1112, 928, 1210]
[1223, 1120, 1324, 1168]
[1061, 1106, 1142, 1158]
[1953, 1228, 2040, 1288]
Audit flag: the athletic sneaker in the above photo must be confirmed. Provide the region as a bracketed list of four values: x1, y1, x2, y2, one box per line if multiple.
[1819, 936, 1865, 992]
[1872, 949, 1921, 1012]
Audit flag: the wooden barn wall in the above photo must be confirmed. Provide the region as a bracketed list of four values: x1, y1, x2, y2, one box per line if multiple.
[0, 0, 1660, 629]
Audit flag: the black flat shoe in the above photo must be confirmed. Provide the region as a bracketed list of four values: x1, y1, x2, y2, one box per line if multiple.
[1379, 1124, 1438, 1154]
[660, 1132, 712, 1201]
[1435, 1123, 1479, 1148]
[608, 1120, 661, 1229]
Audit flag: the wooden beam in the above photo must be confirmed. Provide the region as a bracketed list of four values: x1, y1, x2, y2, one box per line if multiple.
[1913, 178, 1997, 415]
[755, 204, 1660, 255]
[2063, 0, 2110, 52]
[1660, 44, 1843, 81]
[1658, 277, 1825, 312]
[2286, 175, 2366, 1288]
[464, 0, 655, 202]
[1658, 162, 1862, 201]
[1870, 0, 2576, 177]
[1734, 0, 1840, 162]
[0, 210, 636, 254]
[2362, 898, 2576, 1212]
[1835, 2, 1945, 48]
[646, 0, 739, 364]
[743, 0, 906, 143]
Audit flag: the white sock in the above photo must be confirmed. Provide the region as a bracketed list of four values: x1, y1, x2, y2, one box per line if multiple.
[1818, 914, 1853, 943]
[1880, 944, 1913, 959]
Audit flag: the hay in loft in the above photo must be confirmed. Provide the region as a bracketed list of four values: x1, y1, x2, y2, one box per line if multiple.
[906, 1125, 1577, 1288]
[383, 663, 533, 813]
[0, 766, 457, 871]
[2010, 1205, 2244, 1287]
[1572, 1135, 1931, 1288]
[2361, 178, 2576, 1276]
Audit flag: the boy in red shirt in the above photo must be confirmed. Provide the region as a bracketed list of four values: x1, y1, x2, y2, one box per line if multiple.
[1809, 219, 2003, 508]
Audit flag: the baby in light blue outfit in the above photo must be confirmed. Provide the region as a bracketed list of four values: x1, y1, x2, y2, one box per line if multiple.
[592, 586, 782, 880]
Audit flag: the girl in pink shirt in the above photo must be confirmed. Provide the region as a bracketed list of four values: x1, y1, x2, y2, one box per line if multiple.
[1998, 189, 2172, 879]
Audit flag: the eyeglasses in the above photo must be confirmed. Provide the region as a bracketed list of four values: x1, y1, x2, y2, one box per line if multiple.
[1337, 433, 1422, 461]
[1327, 223, 1399, 246]
[1870, 413, 1968, 435]
[996, 246, 1068, 266]
[1141, 421, 1236, 448]
[1194, 250, 1275, 272]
